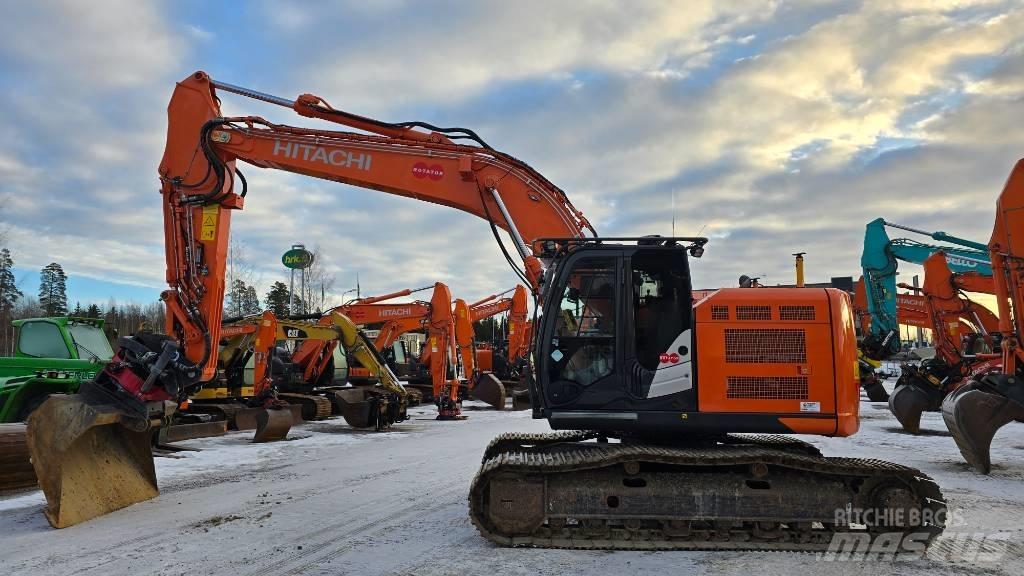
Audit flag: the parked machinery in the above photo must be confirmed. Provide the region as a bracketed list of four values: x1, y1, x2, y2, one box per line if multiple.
[887, 253, 1001, 433]
[26, 73, 946, 547]
[944, 161, 1024, 473]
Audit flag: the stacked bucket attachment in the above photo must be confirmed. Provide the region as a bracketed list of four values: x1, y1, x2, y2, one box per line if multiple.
[25, 382, 159, 528]
[470, 432, 946, 550]
[942, 374, 1024, 473]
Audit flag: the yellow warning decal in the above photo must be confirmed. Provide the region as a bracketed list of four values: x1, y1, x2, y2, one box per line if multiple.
[200, 204, 219, 241]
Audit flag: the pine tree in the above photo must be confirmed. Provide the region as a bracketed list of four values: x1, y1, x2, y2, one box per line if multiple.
[86, 303, 101, 318]
[72, 301, 83, 316]
[38, 262, 68, 316]
[265, 281, 291, 317]
[0, 248, 22, 314]
[243, 285, 260, 314]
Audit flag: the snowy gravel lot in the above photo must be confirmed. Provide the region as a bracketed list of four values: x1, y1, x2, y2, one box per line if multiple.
[2, 378, 1023, 576]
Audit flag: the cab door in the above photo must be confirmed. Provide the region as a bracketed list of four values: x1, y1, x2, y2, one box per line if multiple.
[540, 253, 623, 409]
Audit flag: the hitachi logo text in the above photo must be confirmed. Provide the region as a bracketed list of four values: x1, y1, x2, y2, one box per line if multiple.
[273, 140, 372, 171]
[381, 308, 412, 317]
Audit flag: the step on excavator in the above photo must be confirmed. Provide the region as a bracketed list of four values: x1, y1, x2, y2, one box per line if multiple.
[27, 72, 947, 547]
[943, 161, 1024, 473]
[887, 252, 1001, 434]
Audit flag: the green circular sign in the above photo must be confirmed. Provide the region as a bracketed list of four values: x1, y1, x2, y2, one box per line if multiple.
[282, 248, 314, 269]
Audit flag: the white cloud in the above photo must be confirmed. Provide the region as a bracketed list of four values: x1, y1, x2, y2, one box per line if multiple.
[2, 0, 1024, 306]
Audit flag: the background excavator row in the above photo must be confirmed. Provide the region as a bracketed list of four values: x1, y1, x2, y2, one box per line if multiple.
[12, 71, 1022, 550]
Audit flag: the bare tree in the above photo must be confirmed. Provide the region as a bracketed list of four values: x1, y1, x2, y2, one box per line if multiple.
[301, 244, 336, 313]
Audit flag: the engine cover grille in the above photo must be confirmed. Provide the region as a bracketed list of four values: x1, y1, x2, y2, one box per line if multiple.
[724, 329, 807, 363]
[726, 376, 809, 399]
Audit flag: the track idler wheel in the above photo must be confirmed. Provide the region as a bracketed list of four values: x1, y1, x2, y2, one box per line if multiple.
[252, 407, 293, 443]
[942, 375, 1024, 474]
[26, 393, 157, 528]
[469, 373, 506, 410]
[889, 381, 942, 434]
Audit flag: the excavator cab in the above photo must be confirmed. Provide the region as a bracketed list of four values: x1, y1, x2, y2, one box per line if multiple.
[533, 238, 700, 430]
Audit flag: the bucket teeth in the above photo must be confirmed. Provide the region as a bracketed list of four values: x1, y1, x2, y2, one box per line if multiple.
[26, 394, 157, 528]
[942, 379, 1024, 474]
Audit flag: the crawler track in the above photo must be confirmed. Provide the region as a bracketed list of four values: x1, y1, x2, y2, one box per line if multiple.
[470, 432, 945, 551]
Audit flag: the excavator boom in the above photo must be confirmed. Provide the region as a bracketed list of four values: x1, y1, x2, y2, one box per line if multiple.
[943, 160, 1024, 473]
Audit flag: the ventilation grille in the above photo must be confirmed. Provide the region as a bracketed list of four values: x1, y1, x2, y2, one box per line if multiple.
[725, 329, 807, 363]
[735, 305, 771, 320]
[711, 305, 729, 320]
[779, 305, 816, 321]
[727, 376, 809, 399]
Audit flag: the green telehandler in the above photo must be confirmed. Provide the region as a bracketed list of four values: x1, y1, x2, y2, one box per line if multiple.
[0, 316, 113, 423]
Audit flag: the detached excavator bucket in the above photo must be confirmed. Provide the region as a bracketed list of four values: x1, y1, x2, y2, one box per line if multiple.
[251, 407, 293, 443]
[470, 374, 506, 410]
[888, 383, 940, 434]
[26, 394, 156, 528]
[942, 379, 1024, 474]
[333, 388, 386, 429]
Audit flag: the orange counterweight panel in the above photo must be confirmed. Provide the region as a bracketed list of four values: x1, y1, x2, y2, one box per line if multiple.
[694, 288, 859, 436]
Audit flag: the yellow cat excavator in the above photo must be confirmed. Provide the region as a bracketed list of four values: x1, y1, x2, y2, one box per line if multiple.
[27, 73, 946, 550]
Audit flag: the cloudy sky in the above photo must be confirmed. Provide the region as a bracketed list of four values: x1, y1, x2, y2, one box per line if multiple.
[1, 0, 1023, 308]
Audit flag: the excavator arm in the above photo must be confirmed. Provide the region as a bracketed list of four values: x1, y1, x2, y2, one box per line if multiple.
[860, 218, 992, 359]
[943, 160, 1024, 472]
[158, 71, 594, 394]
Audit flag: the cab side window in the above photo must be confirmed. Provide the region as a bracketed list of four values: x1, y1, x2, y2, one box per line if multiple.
[632, 251, 690, 370]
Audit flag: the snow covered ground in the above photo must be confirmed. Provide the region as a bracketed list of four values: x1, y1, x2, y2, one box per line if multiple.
[2, 380, 1023, 576]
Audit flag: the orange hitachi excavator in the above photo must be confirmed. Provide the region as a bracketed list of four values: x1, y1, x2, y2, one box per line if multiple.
[467, 285, 530, 375]
[886, 252, 1001, 434]
[943, 162, 1024, 473]
[25, 72, 946, 547]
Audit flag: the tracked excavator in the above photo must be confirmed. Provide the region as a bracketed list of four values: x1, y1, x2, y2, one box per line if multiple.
[462, 285, 532, 407]
[857, 219, 992, 403]
[943, 160, 1024, 473]
[886, 253, 1001, 434]
[860, 218, 991, 359]
[27, 72, 947, 547]
[468, 285, 531, 375]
